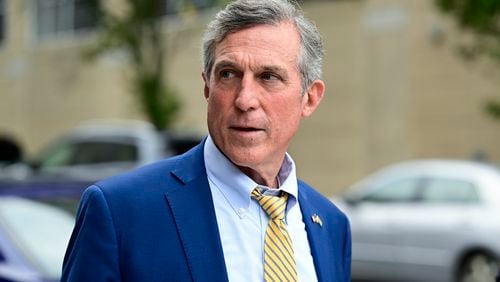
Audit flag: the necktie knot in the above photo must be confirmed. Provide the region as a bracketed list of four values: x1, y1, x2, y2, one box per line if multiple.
[251, 187, 288, 220]
[251, 187, 297, 281]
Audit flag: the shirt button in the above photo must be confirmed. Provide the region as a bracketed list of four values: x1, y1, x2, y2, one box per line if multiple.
[237, 208, 246, 218]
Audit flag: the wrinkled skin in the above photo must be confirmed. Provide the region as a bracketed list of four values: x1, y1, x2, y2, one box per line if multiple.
[203, 22, 325, 187]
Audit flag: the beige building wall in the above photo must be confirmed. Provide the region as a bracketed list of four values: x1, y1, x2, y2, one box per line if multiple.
[292, 0, 500, 194]
[1, 0, 500, 196]
[0, 1, 140, 154]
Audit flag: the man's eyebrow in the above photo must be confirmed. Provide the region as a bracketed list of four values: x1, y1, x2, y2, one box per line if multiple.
[213, 60, 239, 72]
[213, 60, 288, 75]
[260, 65, 287, 74]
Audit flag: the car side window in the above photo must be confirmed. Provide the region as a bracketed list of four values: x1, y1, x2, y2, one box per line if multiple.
[40, 141, 138, 168]
[70, 142, 137, 165]
[421, 178, 479, 204]
[40, 142, 73, 168]
[361, 178, 421, 203]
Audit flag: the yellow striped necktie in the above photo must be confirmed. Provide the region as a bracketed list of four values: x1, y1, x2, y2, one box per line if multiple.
[252, 187, 297, 282]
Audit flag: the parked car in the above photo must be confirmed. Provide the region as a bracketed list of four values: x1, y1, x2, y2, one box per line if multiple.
[0, 196, 75, 282]
[0, 120, 203, 214]
[0, 120, 203, 182]
[331, 160, 500, 282]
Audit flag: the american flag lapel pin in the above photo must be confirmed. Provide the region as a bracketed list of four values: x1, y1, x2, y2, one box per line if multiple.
[311, 214, 323, 227]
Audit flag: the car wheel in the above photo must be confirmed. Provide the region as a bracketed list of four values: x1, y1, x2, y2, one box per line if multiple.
[458, 253, 498, 282]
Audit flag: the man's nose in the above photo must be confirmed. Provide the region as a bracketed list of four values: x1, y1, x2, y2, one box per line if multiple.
[234, 75, 259, 112]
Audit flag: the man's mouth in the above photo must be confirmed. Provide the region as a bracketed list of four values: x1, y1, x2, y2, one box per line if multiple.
[233, 127, 256, 131]
[230, 126, 263, 132]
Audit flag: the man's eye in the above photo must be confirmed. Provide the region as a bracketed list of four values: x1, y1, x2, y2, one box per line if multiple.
[220, 70, 235, 79]
[261, 73, 280, 81]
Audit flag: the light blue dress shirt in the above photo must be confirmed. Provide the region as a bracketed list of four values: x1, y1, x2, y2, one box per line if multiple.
[204, 136, 318, 281]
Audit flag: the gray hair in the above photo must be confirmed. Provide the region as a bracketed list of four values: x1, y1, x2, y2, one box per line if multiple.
[202, 0, 324, 94]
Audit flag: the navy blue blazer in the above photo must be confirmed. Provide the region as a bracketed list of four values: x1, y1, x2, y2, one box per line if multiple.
[62, 142, 351, 282]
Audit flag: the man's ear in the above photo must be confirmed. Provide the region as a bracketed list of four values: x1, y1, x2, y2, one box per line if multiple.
[202, 72, 209, 99]
[301, 79, 325, 117]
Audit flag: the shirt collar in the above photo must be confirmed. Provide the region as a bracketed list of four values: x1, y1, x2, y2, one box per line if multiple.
[204, 135, 298, 214]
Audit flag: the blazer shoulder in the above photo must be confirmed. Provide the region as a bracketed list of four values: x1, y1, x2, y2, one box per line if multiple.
[298, 179, 348, 222]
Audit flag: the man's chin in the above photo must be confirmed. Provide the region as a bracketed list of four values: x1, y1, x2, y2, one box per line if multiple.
[224, 149, 261, 167]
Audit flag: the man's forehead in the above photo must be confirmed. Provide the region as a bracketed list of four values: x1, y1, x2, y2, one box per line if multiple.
[217, 21, 295, 43]
[216, 23, 299, 52]
[214, 25, 298, 60]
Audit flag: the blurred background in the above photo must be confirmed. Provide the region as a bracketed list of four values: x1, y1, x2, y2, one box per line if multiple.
[1, 0, 500, 281]
[1, 0, 500, 195]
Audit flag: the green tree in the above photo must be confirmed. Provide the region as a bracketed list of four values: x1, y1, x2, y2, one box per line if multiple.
[86, 0, 183, 130]
[436, 0, 500, 120]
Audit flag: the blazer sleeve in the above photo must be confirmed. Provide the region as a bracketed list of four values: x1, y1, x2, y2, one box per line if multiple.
[61, 185, 121, 281]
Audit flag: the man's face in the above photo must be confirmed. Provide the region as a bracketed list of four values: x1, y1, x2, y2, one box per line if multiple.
[203, 22, 324, 177]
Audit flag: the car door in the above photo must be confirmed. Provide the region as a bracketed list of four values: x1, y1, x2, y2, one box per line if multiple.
[387, 177, 481, 282]
[347, 177, 423, 281]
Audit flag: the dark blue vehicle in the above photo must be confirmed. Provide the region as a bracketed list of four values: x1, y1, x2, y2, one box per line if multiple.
[0, 180, 89, 215]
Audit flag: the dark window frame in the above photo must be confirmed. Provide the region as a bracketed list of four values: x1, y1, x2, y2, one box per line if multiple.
[0, 0, 5, 46]
[155, 0, 220, 16]
[34, 0, 99, 41]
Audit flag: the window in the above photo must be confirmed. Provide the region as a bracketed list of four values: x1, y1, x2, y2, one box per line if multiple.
[361, 178, 421, 203]
[35, 0, 99, 40]
[155, 0, 220, 16]
[39, 140, 138, 168]
[69, 142, 137, 165]
[0, 0, 5, 45]
[422, 178, 480, 204]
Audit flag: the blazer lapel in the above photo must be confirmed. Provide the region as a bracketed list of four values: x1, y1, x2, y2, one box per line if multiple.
[164, 143, 228, 282]
[299, 187, 333, 282]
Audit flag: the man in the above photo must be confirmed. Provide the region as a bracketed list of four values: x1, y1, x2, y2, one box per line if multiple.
[61, 0, 351, 281]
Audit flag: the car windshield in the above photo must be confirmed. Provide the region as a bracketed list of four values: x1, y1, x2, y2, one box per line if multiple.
[0, 197, 74, 280]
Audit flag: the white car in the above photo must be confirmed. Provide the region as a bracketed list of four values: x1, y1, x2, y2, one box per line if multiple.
[0, 196, 75, 282]
[331, 160, 500, 282]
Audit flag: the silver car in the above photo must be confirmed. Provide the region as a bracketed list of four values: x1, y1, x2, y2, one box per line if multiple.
[331, 160, 500, 282]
